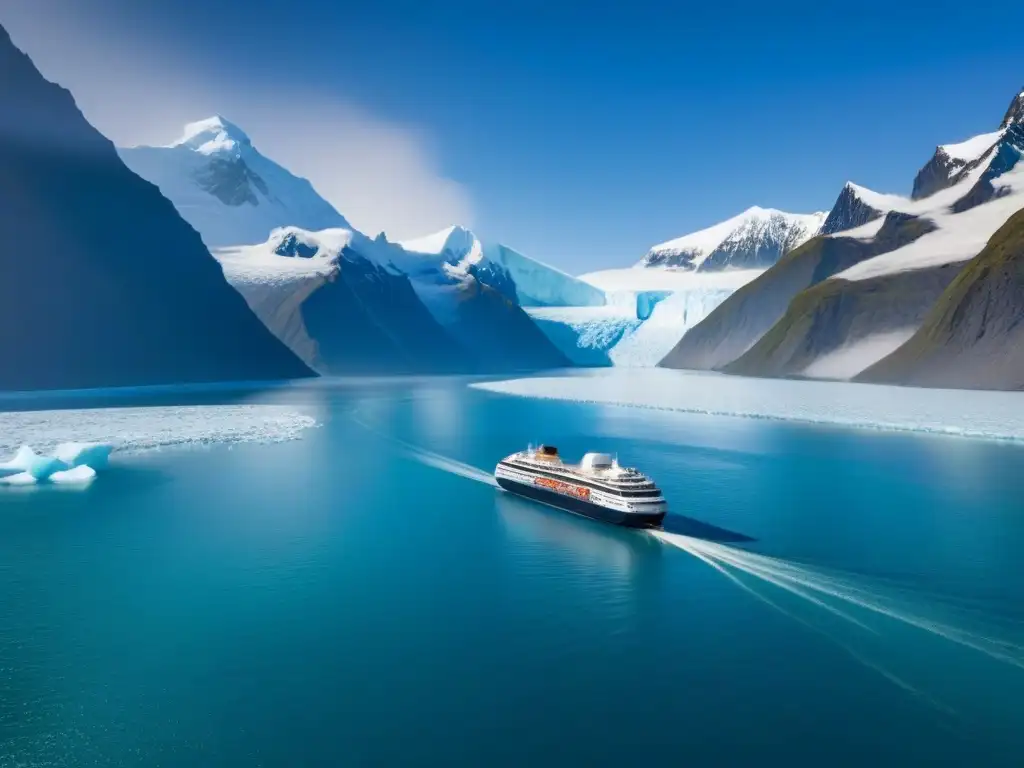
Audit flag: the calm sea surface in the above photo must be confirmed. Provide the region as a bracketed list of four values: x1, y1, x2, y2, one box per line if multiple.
[2, 375, 1024, 766]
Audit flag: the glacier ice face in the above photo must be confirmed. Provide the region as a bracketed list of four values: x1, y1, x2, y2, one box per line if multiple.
[399, 226, 606, 308]
[527, 274, 747, 367]
[526, 307, 642, 366]
[483, 242, 605, 307]
[609, 285, 738, 367]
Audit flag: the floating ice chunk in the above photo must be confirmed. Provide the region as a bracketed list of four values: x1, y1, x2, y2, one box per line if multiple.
[0, 445, 68, 479]
[0, 471, 38, 486]
[50, 465, 97, 484]
[53, 441, 113, 469]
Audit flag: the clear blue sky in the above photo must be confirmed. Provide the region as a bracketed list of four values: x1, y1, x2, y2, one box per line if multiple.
[6, 0, 1024, 272]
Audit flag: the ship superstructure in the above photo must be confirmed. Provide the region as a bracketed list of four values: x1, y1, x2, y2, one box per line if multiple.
[495, 445, 667, 528]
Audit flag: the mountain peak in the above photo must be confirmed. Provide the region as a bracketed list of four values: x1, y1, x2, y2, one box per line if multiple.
[399, 224, 477, 256]
[173, 115, 251, 155]
[1001, 88, 1024, 129]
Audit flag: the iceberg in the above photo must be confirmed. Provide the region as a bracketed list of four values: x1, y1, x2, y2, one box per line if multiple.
[0, 445, 68, 480]
[50, 465, 97, 484]
[0, 471, 38, 486]
[53, 442, 113, 469]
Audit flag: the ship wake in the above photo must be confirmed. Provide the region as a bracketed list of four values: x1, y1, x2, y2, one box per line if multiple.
[400, 444, 497, 487]
[653, 530, 1024, 720]
[349, 407, 496, 487]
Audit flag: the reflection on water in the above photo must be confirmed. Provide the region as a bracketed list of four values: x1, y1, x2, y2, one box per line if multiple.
[495, 492, 663, 577]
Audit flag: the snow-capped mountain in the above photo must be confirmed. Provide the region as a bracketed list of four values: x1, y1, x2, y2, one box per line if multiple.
[217, 226, 569, 374]
[119, 117, 350, 247]
[909, 88, 1022, 201]
[216, 228, 473, 374]
[666, 86, 1024, 389]
[0, 24, 312, 391]
[818, 182, 909, 235]
[122, 120, 572, 373]
[639, 207, 827, 271]
[398, 225, 606, 307]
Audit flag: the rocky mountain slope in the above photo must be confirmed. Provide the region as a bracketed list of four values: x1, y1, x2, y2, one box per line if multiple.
[661, 87, 1024, 386]
[658, 212, 935, 371]
[0, 24, 312, 391]
[123, 124, 574, 374]
[219, 227, 569, 374]
[857, 207, 1024, 390]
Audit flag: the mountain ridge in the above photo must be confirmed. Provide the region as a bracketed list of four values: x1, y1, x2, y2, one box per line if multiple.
[638, 207, 826, 272]
[0, 25, 313, 391]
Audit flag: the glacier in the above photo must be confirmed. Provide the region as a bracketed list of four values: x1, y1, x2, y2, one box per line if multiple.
[472, 368, 1024, 442]
[528, 268, 762, 366]
[399, 226, 605, 308]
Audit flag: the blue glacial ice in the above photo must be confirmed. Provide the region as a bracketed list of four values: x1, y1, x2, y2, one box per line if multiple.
[50, 465, 98, 484]
[527, 282, 736, 367]
[53, 441, 112, 469]
[0, 445, 70, 480]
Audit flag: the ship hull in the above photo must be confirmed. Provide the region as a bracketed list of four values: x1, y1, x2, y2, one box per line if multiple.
[496, 476, 665, 529]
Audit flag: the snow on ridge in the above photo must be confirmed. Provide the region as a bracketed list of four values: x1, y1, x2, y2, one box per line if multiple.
[120, 118, 351, 248]
[842, 182, 911, 212]
[939, 129, 1005, 163]
[172, 115, 251, 155]
[399, 225, 605, 307]
[398, 225, 474, 256]
[837, 163, 1024, 281]
[830, 149, 1007, 242]
[639, 206, 827, 270]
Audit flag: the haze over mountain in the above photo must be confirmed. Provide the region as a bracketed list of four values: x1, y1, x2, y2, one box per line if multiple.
[119, 118, 575, 374]
[119, 117, 351, 248]
[0, 24, 312, 391]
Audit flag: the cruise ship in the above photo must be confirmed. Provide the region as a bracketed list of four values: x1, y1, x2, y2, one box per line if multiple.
[494, 445, 668, 529]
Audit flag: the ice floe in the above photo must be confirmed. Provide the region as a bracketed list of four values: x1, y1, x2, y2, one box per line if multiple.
[472, 369, 1024, 442]
[0, 404, 318, 488]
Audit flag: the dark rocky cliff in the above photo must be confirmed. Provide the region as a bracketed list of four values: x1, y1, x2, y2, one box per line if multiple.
[0, 24, 313, 391]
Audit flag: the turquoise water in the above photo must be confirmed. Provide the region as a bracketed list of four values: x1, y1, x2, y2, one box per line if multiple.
[2, 376, 1024, 766]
